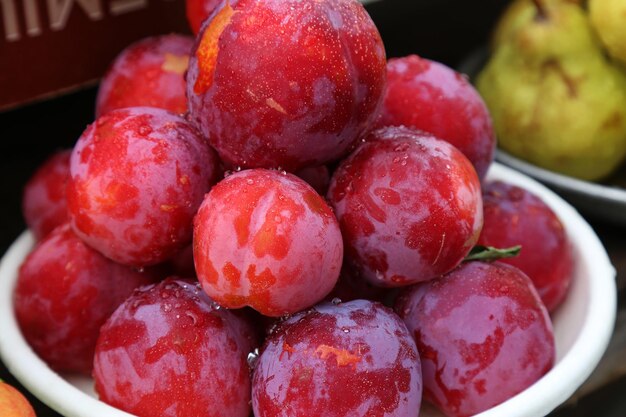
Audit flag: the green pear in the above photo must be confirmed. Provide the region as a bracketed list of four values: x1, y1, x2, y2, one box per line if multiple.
[589, 0, 626, 66]
[477, 1, 626, 181]
[491, 0, 583, 51]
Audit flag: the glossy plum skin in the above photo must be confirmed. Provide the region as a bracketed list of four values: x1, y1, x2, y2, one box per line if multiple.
[194, 169, 343, 317]
[94, 278, 255, 417]
[67, 107, 218, 267]
[14, 224, 159, 374]
[96, 35, 193, 117]
[395, 262, 555, 417]
[478, 181, 574, 312]
[252, 299, 422, 417]
[186, 0, 387, 171]
[328, 126, 483, 287]
[21, 149, 70, 240]
[378, 55, 496, 180]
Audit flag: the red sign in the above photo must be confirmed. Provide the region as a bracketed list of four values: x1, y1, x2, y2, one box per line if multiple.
[0, 0, 189, 111]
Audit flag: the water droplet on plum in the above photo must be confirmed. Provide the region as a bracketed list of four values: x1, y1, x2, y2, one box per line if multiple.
[185, 310, 199, 325]
[138, 125, 152, 136]
[247, 348, 260, 368]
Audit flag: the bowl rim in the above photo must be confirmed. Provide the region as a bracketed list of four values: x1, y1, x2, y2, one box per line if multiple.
[0, 162, 617, 417]
[496, 150, 626, 204]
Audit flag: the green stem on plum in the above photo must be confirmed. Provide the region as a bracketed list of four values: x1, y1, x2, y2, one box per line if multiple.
[532, 0, 549, 21]
[464, 245, 521, 262]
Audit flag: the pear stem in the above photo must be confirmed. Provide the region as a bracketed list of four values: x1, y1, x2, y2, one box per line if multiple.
[532, 0, 548, 20]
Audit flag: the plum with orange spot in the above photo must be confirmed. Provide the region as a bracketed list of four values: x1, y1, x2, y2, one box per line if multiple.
[22, 149, 71, 240]
[96, 35, 194, 117]
[252, 299, 422, 417]
[186, 0, 387, 171]
[67, 107, 219, 267]
[327, 126, 483, 287]
[395, 261, 555, 417]
[93, 278, 256, 417]
[193, 169, 343, 317]
[14, 223, 161, 374]
[377, 55, 496, 180]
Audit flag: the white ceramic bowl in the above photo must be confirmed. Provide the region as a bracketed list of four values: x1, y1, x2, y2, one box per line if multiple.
[0, 163, 617, 417]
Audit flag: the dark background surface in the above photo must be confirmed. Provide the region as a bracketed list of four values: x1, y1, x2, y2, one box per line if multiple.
[1, 0, 625, 416]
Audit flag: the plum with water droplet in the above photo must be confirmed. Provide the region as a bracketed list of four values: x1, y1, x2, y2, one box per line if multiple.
[395, 261, 555, 417]
[327, 126, 483, 287]
[14, 223, 161, 374]
[377, 55, 496, 180]
[67, 107, 219, 267]
[193, 168, 343, 316]
[186, 0, 386, 171]
[93, 278, 256, 417]
[252, 299, 422, 417]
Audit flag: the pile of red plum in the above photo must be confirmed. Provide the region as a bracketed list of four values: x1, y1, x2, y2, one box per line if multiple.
[14, 0, 574, 416]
